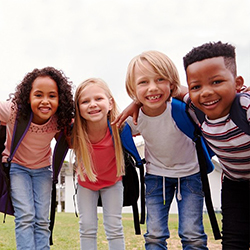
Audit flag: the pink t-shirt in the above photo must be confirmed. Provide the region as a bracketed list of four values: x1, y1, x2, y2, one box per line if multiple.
[0, 101, 59, 169]
[78, 129, 122, 191]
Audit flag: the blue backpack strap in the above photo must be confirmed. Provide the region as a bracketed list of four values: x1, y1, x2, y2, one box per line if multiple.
[230, 93, 250, 135]
[171, 98, 214, 173]
[120, 123, 143, 167]
[171, 98, 221, 240]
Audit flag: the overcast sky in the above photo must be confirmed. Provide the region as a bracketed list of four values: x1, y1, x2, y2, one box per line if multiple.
[0, 0, 249, 111]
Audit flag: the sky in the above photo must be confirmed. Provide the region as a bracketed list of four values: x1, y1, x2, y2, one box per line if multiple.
[0, 0, 249, 111]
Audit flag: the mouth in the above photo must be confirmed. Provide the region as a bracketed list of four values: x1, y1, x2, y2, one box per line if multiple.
[39, 107, 51, 114]
[146, 94, 162, 101]
[88, 110, 101, 114]
[202, 99, 220, 106]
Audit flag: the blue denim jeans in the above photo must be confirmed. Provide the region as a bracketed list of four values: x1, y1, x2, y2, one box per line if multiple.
[144, 173, 208, 250]
[9, 163, 52, 250]
[77, 181, 125, 250]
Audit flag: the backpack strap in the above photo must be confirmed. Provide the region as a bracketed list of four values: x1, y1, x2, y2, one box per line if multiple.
[49, 130, 69, 245]
[2, 110, 33, 222]
[108, 121, 145, 234]
[171, 98, 214, 173]
[171, 98, 221, 240]
[8, 112, 33, 163]
[229, 93, 250, 135]
[120, 123, 145, 230]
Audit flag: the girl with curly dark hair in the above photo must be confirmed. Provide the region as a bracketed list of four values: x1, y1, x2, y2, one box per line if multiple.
[0, 66, 74, 250]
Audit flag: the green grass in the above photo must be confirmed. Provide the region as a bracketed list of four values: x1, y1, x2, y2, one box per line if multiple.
[0, 213, 222, 249]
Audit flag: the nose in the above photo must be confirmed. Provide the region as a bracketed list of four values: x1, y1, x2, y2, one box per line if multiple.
[200, 86, 213, 97]
[41, 96, 49, 104]
[148, 80, 158, 91]
[89, 100, 97, 107]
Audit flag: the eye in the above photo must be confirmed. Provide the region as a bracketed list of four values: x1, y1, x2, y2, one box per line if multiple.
[96, 97, 103, 101]
[138, 80, 147, 85]
[35, 94, 42, 97]
[81, 100, 89, 104]
[49, 94, 57, 98]
[212, 80, 222, 85]
[190, 85, 200, 91]
[157, 78, 165, 82]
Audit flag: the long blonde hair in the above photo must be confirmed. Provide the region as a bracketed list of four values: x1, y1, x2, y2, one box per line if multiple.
[71, 78, 124, 182]
[126, 50, 181, 102]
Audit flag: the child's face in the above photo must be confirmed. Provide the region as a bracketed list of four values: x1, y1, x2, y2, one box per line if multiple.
[78, 84, 113, 124]
[134, 61, 173, 117]
[29, 76, 59, 124]
[186, 57, 243, 120]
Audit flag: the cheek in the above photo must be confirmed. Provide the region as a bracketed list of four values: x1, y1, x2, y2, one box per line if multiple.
[189, 92, 199, 106]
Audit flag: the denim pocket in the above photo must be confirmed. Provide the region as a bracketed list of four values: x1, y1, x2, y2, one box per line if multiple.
[186, 172, 204, 196]
[145, 173, 160, 196]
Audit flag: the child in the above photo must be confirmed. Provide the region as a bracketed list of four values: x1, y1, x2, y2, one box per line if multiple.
[183, 41, 250, 249]
[124, 50, 208, 249]
[71, 78, 125, 250]
[0, 67, 74, 250]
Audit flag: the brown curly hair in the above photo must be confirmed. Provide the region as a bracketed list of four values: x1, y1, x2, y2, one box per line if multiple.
[11, 67, 74, 134]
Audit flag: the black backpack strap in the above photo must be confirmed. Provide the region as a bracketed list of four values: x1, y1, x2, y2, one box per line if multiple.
[193, 127, 222, 240]
[8, 112, 33, 162]
[131, 198, 140, 235]
[139, 161, 145, 224]
[230, 93, 250, 135]
[2, 111, 33, 221]
[49, 130, 69, 245]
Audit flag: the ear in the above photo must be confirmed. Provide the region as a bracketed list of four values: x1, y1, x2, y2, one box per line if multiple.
[109, 98, 114, 111]
[235, 76, 244, 92]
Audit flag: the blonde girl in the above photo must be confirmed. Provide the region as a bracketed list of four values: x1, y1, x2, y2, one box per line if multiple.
[71, 78, 125, 250]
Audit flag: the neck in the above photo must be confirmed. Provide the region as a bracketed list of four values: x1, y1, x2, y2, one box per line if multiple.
[86, 119, 108, 144]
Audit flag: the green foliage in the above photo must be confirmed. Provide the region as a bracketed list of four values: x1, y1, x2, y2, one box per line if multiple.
[0, 213, 222, 250]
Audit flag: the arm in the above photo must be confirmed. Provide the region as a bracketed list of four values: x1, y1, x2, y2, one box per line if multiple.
[112, 101, 142, 128]
[175, 85, 188, 101]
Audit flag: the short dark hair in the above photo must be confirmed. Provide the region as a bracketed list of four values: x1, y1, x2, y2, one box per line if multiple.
[183, 41, 237, 76]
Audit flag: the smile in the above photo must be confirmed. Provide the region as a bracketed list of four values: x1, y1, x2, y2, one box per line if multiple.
[89, 110, 101, 114]
[147, 95, 161, 100]
[202, 99, 219, 106]
[39, 107, 51, 113]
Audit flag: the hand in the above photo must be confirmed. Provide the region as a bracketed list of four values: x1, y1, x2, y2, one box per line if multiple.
[111, 101, 141, 128]
[175, 85, 188, 100]
[240, 85, 250, 93]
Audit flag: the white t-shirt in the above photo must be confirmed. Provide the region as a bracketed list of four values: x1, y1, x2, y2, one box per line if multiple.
[127, 100, 199, 178]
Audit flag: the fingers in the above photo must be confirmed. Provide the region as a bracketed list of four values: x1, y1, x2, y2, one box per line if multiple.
[111, 113, 125, 128]
[132, 110, 138, 125]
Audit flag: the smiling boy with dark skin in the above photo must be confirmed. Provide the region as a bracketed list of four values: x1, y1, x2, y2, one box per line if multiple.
[183, 41, 250, 250]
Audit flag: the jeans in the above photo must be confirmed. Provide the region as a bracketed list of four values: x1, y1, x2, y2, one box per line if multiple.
[221, 176, 250, 250]
[9, 163, 52, 250]
[144, 173, 208, 250]
[77, 181, 125, 250]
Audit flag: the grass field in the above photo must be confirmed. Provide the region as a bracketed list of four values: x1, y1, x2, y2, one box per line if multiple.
[0, 212, 222, 249]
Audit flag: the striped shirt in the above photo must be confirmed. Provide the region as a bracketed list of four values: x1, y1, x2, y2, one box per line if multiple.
[186, 94, 250, 181]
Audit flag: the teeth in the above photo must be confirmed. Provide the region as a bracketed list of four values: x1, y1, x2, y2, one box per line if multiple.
[148, 95, 160, 100]
[203, 100, 219, 106]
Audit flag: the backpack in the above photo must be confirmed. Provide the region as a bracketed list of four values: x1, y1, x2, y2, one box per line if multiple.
[171, 98, 221, 240]
[0, 113, 33, 219]
[0, 111, 69, 245]
[98, 122, 145, 235]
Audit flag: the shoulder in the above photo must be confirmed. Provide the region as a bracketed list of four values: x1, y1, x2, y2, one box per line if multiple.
[0, 101, 17, 124]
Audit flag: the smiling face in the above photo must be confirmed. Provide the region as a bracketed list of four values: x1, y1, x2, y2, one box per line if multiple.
[134, 61, 173, 117]
[186, 57, 243, 120]
[78, 84, 113, 125]
[29, 76, 59, 124]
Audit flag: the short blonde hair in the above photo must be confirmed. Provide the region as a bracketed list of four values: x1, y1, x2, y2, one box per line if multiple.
[72, 78, 124, 182]
[126, 50, 181, 102]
